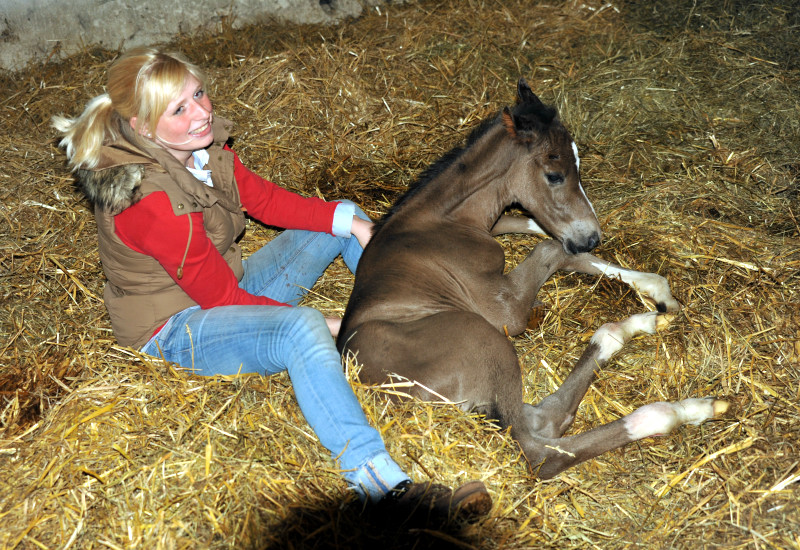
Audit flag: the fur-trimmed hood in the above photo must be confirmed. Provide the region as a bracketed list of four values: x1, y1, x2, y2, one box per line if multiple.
[75, 117, 234, 215]
[77, 163, 146, 216]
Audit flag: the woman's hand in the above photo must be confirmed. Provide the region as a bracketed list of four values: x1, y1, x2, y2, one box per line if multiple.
[325, 317, 341, 338]
[350, 216, 375, 249]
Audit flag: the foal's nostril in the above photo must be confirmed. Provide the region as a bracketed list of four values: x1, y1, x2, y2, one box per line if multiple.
[587, 232, 600, 251]
[565, 239, 578, 255]
[565, 232, 600, 255]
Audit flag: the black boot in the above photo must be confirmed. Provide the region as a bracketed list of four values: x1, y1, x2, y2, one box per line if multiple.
[375, 479, 492, 526]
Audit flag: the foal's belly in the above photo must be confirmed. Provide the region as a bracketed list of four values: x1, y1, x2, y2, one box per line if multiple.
[342, 230, 507, 338]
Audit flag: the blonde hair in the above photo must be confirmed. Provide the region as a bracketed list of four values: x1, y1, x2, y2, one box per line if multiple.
[52, 47, 207, 171]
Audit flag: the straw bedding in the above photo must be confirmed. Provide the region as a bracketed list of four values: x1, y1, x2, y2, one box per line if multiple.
[1, 0, 798, 548]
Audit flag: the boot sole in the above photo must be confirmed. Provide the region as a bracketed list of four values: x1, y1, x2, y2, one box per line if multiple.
[451, 481, 492, 520]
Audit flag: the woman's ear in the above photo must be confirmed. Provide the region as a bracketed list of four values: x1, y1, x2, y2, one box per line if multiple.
[129, 116, 152, 138]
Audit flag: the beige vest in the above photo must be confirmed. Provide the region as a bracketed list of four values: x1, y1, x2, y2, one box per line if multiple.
[89, 119, 246, 348]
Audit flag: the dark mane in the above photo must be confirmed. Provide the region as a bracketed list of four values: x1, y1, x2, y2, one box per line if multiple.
[374, 112, 502, 231]
[373, 89, 561, 234]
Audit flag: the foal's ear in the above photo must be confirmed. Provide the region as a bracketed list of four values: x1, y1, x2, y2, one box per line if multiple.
[502, 105, 542, 141]
[505, 78, 558, 140]
[517, 78, 542, 106]
[502, 107, 520, 139]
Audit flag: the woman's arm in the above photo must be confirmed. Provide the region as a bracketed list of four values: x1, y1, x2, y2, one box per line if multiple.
[350, 216, 375, 249]
[229, 147, 376, 246]
[230, 147, 339, 233]
[114, 192, 287, 308]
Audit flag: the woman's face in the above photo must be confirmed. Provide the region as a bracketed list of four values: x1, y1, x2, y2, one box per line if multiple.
[152, 74, 214, 164]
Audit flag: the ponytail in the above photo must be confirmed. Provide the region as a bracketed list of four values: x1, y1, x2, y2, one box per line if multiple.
[52, 46, 207, 172]
[52, 93, 119, 171]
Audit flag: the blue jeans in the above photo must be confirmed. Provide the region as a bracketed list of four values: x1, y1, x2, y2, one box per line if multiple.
[141, 204, 409, 501]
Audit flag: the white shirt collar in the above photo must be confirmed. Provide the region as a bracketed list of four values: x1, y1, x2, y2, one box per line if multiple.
[187, 149, 213, 187]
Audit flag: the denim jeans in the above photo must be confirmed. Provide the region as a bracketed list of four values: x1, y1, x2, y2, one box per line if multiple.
[141, 203, 409, 501]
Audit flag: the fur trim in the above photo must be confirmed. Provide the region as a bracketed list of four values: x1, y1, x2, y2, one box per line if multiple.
[76, 164, 145, 215]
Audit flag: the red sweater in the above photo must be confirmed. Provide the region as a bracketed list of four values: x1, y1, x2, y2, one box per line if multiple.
[114, 148, 338, 309]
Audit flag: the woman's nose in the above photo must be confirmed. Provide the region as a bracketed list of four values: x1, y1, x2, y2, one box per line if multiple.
[191, 100, 211, 117]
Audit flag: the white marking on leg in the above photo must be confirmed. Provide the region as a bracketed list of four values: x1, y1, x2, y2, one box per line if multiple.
[677, 398, 730, 425]
[526, 218, 547, 235]
[589, 261, 634, 285]
[589, 261, 679, 311]
[590, 324, 626, 362]
[624, 398, 727, 440]
[590, 312, 660, 362]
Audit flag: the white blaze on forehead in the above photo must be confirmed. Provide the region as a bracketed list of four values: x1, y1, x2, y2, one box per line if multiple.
[571, 141, 580, 172]
[579, 183, 596, 215]
[571, 141, 596, 215]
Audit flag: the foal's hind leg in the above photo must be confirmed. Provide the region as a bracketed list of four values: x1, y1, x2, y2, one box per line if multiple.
[523, 395, 728, 479]
[518, 312, 728, 477]
[524, 311, 672, 439]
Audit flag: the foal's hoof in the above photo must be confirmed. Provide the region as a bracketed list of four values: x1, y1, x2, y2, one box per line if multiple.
[677, 397, 731, 425]
[620, 311, 674, 337]
[645, 288, 681, 313]
[654, 313, 676, 332]
[653, 299, 681, 313]
[711, 399, 731, 418]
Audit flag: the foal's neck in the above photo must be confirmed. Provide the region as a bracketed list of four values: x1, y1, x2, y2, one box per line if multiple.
[381, 122, 517, 233]
[437, 124, 516, 230]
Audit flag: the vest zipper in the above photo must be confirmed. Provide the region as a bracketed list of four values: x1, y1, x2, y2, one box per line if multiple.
[176, 213, 193, 280]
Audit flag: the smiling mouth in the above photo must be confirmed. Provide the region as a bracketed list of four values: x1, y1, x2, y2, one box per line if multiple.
[190, 121, 211, 135]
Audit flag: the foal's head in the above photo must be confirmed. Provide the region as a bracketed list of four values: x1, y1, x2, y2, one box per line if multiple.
[503, 79, 601, 254]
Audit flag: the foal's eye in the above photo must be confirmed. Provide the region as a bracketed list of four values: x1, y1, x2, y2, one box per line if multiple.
[546, 173, 565, 185]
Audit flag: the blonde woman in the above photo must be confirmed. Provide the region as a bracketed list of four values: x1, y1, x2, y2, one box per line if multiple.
[53, 46, 490, 523]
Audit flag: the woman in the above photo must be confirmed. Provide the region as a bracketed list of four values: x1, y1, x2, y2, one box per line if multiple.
[52, 46, 490, 523]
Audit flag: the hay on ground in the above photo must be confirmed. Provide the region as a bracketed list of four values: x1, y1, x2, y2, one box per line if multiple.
[1, 0, 798, 548]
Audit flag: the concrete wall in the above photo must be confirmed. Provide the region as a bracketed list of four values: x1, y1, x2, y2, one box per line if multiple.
[0, 0, 391, 71]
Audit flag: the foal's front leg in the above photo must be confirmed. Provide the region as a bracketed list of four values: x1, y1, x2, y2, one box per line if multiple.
[491, 213, 548, 237]
[559, 253, 681, 313]
[484, 239, 573, 335]
[491, 213, 680, 313]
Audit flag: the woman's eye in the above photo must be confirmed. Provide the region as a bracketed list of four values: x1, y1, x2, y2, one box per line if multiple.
[194, 89, 204, 99]
[546, 173, 564, 185]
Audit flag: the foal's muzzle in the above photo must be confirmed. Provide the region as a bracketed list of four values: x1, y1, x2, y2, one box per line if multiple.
[565, 231, 601, 255]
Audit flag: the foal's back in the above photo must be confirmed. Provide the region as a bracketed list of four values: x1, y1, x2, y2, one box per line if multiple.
[338, 119, 513, 348]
